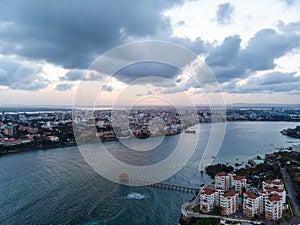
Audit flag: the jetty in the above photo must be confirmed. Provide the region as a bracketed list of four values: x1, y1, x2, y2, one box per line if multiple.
[119, 173, 199, 194]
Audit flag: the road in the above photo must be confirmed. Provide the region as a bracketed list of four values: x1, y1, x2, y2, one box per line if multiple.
[281, 167, 300, 216]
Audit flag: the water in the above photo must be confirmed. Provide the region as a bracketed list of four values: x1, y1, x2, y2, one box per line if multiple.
[0, 122, 298, 225]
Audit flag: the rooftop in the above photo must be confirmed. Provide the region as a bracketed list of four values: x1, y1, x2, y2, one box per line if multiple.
[216, 172, 227, 177]
[203, 187, 214, 195]
[234, 175, 246, 181]
[268, 194, 282, 202]
[223, 189, 237, 197]
[245, 191, 258, 199]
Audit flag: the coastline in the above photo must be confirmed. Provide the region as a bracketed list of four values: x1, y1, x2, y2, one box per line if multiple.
[0, 121, 200, 157]
[1, 121, 299, 157]
[0, 142, 78, 156]
[0, 129, 184, 157]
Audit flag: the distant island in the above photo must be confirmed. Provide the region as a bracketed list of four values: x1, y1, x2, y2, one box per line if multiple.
[281, 125, 300, 139]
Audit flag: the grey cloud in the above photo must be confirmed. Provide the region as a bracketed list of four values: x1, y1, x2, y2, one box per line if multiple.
[240, 29, 299, 71]
[206, 27, 300, 83]
[86, 37, 210, 86]
[259, 71, 299, 85]
[168, 37, 210, 54]
[0, 0, 213, 92]
[62, 69, 104, 81]
[55, 83, 73, 91]
[64, 70, 84, 81]
[279, 0, 297, 5]
[0, 57, 49, 90]
[102, 84, 113, 92]
[205, 35, 241, 67]
[278, 20, 300, 34]
[222, 71, 300, 94]
[113, 61, 181, 84]
[0, 0, 182, 69]
[215, 2, 235, 25]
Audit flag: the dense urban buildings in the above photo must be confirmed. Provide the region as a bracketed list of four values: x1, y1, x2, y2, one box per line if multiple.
[1, 105, 300, 154]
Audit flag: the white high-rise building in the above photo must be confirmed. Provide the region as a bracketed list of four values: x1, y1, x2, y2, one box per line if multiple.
[200, 187, 215, 213]
[265, 194, 283, 220]
[232, 175, 247, 194]
[215, 172, 231, 191]
[243, 191, 262, 218]
[220, 190, 239, 216]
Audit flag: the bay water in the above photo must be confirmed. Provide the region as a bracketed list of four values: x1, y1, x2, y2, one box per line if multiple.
[0, 122, 298, 225]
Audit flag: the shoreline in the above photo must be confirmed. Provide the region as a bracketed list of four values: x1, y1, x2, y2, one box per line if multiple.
[1, 121, 298, 157]
[0, 142, 78, 156]
[0, 129, 185, 157]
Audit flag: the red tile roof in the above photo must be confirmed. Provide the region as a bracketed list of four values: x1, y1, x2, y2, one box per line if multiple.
[264, 180, 283, 186]
[265, 186, 284, 193]
[223, 189, 237, 197]
[245, 191, 258, 199]
[203, 188, 214, 195]
[268, 194, 281, 202]
[234, 175, 246, 181]
[216, 172, 227, 176]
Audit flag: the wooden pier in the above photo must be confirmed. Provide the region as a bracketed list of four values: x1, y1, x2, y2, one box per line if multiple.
[119, 173, 199, 194]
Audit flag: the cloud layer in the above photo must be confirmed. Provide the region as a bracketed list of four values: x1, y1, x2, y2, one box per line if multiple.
[0, 0, 300, 98]
[0, 0, 182, 68]
[206, 28, 300, 84]
[0, 57, 49, 90]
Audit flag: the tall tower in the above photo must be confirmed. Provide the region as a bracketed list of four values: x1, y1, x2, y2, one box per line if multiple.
[2, 111, 5, 122]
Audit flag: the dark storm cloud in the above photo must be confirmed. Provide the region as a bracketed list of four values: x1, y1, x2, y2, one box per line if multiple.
[1, 0, 300, 96]
[105, 61, 181, 85]
[206, 27, 300, 83]
[215, 2, 235, 25]
[0, 0, 183, 69]
[60, 36, 210, 84]
[0, 57, 49, 90]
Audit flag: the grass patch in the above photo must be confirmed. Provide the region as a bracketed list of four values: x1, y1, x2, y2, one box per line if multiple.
[190, 217, 219, 225]
[192, 205, 203, 213]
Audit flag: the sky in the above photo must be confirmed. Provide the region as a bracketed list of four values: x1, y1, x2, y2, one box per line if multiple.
[0, 0, 300, 106]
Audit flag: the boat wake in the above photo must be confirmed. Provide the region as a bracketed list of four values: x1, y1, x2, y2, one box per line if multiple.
[126, 192, 146, 200]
